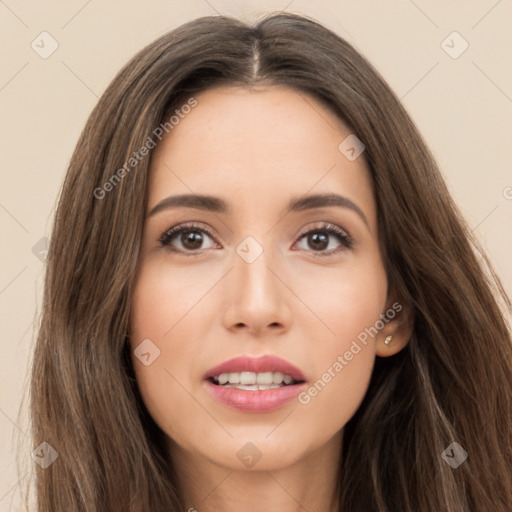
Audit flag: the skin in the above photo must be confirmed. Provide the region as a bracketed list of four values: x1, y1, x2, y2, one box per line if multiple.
[129, 85, 412, 512]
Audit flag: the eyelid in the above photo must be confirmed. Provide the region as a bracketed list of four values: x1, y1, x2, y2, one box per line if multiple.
[291, 221, 353, 256]
[158, 221, 353, 255]
[158, 222, 219, 251]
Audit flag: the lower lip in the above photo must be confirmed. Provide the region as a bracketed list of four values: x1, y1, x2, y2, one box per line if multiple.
[204, 380, 306, 413]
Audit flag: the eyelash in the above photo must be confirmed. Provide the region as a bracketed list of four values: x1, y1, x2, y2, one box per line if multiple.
[158, 222, 353, 257]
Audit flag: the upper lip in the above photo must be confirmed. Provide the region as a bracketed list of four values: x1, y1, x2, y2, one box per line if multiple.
[204, 355, 307, 382]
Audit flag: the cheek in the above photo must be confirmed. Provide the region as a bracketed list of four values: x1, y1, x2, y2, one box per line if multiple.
[295, 344, 375, 444]
[290, 256, 386, 431]
[292, 251, 387, 346]
[129, 259, 225, 442]
[130, 257, 214, 338]
[129, 255, 228, 373]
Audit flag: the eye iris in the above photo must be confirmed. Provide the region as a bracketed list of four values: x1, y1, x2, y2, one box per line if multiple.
[308, 231, 328, 251]
[182, 230, 203, 250]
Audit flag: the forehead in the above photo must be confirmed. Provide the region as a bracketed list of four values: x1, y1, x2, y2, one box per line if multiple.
[148, 85, 376, 226]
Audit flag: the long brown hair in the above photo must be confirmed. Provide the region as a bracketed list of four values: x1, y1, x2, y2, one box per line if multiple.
[25, 12, 512, 511]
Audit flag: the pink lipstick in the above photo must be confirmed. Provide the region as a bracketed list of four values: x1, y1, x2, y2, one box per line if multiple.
[203, 355, 307, 413]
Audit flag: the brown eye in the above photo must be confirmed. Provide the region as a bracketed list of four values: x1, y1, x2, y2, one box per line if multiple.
[159, 224, 217, 253]
[180, 230, 204, 250]
[306, 232, 329, 251]
[294, 223, 352, 255]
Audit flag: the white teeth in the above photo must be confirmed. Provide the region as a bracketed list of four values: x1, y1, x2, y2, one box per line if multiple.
[222, 383, 283, 391]
[240, 372, 256, 385]
[218, 373, 229, 385]
[256, 371, 273, 385]
[272, 371, 284, 384]
[228, 372, 240, 384]
[283, 375, 293, 385]
[239, 384, 259, 390]
[212, 371, 296, 387]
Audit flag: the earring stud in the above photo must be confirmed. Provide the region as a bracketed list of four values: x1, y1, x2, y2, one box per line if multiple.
[384, 335, 392, 345]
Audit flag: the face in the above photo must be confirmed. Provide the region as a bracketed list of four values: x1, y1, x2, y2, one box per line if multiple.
[129, 85, 397, 473]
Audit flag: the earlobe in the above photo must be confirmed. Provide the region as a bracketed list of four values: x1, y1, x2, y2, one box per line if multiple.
[376, 301, 414, 357]
[376, 331, 409, 357]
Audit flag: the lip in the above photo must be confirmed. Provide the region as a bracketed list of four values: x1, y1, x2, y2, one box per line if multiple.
[203, 355, 307, 413]
[203, 354, 306, 382]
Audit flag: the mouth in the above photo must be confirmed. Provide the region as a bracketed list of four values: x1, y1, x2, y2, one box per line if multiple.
[208, 370, 303, 390]
[203, 355, 307, 413]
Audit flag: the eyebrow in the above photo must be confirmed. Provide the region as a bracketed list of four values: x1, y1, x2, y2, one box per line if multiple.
[148, 192, 368, 226]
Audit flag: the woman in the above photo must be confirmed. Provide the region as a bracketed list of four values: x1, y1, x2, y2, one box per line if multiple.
[28, 12, 512, 511]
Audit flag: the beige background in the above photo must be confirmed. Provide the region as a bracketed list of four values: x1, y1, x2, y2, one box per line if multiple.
[1, 0, 511, 509]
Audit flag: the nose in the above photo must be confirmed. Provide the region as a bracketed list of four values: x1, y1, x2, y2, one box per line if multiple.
[222, 245, 293, 337]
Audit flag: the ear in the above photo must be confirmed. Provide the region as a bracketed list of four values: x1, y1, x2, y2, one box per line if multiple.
[375, 299, 413, 358]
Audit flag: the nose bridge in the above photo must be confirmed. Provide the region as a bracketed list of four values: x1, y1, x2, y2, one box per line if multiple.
[223, 234, 291, 332]
[234, 237, 278, 307]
